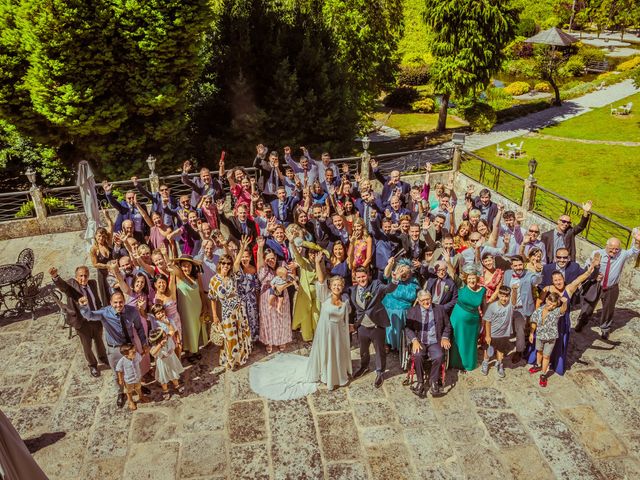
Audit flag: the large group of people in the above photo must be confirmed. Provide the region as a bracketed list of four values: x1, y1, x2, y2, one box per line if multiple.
[49, 145, 640, 408]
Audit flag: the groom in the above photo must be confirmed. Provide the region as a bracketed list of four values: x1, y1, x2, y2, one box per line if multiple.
[350, 262, 399, 388]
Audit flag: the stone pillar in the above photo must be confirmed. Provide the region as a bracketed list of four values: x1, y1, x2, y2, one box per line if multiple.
[149, 173, 160, 194]
[360, 151, 371, 182]
[522, 178, 537, 211]
[30, 186, 48, 220]
[452, 146, 462, 173]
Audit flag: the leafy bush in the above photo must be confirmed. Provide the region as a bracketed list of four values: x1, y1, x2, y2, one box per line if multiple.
[617, 55, 640, 72]
[560, 81, 593, 100]
[397, 63, 431, 86]
[516, 18, 537, 37]
[534, 82, 550, 92]
[505, 37, 534, 59]
[15, 197, 76, 219]
[502, 59, 536, 78]
[597, 72, 614, 80]
[504, 81, 531, 96]
[560, 56, 586, 77]
[577, 46, 605, 65]
[410, 98, 435, 113]
[383, 86, 420, 109]
[462, 103, 497, 133]
[485, 87, 514, 111]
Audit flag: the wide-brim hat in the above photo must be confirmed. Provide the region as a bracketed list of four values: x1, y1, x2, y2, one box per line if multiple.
[174, 255, 202, 266]
[149, 328, 165, 344]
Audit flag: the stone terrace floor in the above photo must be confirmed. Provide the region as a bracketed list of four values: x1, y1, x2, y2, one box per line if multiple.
[1, 231, 639, 479]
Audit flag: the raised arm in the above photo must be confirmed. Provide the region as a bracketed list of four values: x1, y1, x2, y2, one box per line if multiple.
[132, 176, 154, 202]
[256, 236, 265, 270]
[573, 201, 592, 236]
[136, 201, 154, 229]
[566, 253, 599, 296]
[487, 205, 504, 247]
[109, 262, 133, 297]
[103, 181, 127, 214]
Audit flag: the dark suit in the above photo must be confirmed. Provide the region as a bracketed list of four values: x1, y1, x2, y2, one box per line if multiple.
[350, 280, 398, 373]
[405, 304, 451, 385]
[53, 276, 107, 368]
[219, 214, 259, 245]
[270, 195, 301, 225]
[423, 276, 458, 315]
[135, 184, 180, 228]
[472, 196, 499, 227]
[400, 235, 427, 262]
[266, 238, 291, 263]
[540, 214, 589, 264]
[181, 172, 224, 207]
[373, 169, 411, 205]
[541, 261, 584, 287]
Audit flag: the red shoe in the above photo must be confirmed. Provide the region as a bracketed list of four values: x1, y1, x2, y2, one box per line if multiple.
[539, 374, 548, 387]
[529, 364, 542, 374]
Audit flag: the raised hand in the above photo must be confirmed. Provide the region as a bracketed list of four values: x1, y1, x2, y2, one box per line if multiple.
[515, 210, 525, 223]
[384, 208, 392, 218]
[256, 236, 266, 248]
[131, 176, 138, 186]
[498, 203, 505, 212]
[523, 233, 531, 244]
[284, 146, 291, 156]
[590, 252, 601, 270]
[341, 163, 350, 174]
[503, 233, 511, 245]
[250, 176, 256, 186]
[582, 200, 593, 213]
[422, 216, 431, 230]
[425, 162, 432, 173]
[370, 158, 378, 169]
[78, 296, 89, 307]
[466, 184, 474, 195]
[49, 267, 58, 278]
[182, 160, 192, 173]
[136, 296, 146, 310]
[102, 180, 112, 194]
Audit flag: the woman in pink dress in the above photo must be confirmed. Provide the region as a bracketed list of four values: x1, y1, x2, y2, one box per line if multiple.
[138, 202, 173, 253]
[256, 237, 292, 353]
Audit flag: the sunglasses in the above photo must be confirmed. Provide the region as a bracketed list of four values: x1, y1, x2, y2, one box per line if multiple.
[469, 238, 480, 242]
[556, 255, 569, 259]
[220, 262, 232, 266]
[528, 230, 539, 233]
[160, 188, 169, 192]
[559, 219, 571, 224]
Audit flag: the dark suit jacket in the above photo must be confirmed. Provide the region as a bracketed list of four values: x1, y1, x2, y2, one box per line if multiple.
[373, 169, 411, 205]
[540, 214, 589, 264]
[350, 280, 398, 328]
[405, 304, 451, 345]
[541, 261, 584, 288]
[270, 195, 301, 225]
[400, 235, 427, 261]
[424, 276, 458, 315]
[53, 277, 103, 330]
[265, 238, 291, 262]
[219, 214, 259, 244]
[472, 197, 499, 227]
[181, 173, 224, 207]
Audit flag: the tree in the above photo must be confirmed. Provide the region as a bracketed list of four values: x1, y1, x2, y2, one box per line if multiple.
[187, 0, 404, 164]
[423, 0, 519, 131]
[0, 0, 211, 179]
[533, 46, 568, 106]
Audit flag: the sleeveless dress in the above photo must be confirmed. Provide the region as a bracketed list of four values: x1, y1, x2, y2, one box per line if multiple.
[258, 267, 292, 347]
[237, 270, 260, 342]
[95, 246, 113, 306]
[149, 226, 170, 251]
[176, 277, 207, 354]
[291, 251, 320, 342]
[449, 286, 486, 371]
[208, 272, 252, 368]
[352, 238, 368, 268]
[249, 282, 352, 399]
[163, 300, 182, 336]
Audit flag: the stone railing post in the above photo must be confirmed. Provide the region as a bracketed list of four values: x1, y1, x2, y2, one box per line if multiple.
[522, 178, 537, 211]
[30, 185, 48, 220]
[149, 172, 160, 194]
[360, 150, 371, 182]
[452, 145, 462, 173]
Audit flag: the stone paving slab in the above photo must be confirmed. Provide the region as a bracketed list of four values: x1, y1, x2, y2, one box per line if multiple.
[1, 231, 640, 479]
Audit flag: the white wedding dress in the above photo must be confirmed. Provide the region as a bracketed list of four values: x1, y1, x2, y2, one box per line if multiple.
[249, 282, 353, 400]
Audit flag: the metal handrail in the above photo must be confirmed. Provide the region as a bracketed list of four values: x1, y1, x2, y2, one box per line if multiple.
[462, 150, 527, 181]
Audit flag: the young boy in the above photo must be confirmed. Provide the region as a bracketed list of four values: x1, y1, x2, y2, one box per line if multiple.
[528, 292, 568, 387]
[115, 344, 150, 410]
[269, 266, 298, 313]
[482, 284, 518, 378]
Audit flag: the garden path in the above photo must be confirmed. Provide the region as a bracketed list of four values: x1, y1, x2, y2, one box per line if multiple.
[528, 132, 640, 147]
[459, 79, 639, 152]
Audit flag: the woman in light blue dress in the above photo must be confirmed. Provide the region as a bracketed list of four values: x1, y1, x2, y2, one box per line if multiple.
[382, 259, 419, 361]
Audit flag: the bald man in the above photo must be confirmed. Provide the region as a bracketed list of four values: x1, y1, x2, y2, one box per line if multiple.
[371, 158, 411, 207]
[575, 231, 640, 339]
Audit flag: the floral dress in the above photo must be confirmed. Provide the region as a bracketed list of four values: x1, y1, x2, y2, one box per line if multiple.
[237, 270, 260, 342]
[352, 238, 368, 268]
[208, 272, 252, 368]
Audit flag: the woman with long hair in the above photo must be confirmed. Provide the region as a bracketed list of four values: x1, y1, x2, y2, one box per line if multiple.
[347, 218, 373, 271]
[236, 239, 260, 342]
[90, 219, 114, 305]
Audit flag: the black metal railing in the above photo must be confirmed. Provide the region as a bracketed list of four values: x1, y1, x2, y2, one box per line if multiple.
[460, 151, 525, 205]
[531, 184, 633, 248]
[0, 191, 34, 221]
[42, 186, 84, 216]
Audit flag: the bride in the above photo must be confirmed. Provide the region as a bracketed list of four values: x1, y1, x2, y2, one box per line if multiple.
[249, 251, 353, 400]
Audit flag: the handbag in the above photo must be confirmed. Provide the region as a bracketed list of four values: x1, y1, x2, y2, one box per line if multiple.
[210, 322, 224, 346]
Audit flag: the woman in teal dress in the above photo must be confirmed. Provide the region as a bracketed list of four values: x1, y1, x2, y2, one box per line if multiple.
[449, 265, 486, 371]
[382, 259, 419, 358]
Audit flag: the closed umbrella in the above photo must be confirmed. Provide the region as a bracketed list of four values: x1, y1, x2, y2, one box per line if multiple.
[76, 161, 102, 252]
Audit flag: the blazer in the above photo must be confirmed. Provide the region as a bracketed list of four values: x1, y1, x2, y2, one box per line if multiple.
[540, 214, 589, 264]
[219, 214, 259, 244]
[405, 304, 451, 345]
[135, 184, 180, 228]
[105, 193, 149, 235]
[349, 280, 398, 328]
[472, 197, 499, 227]
[53, 277, 103, 330]
[181, 173, 224, 207]
[265, 238, 292, 263]
[270, 195, 301, 226]
[373, 169, 411, 205]
[541, 261, 584, 288]
[400, 235, 428, 261]
[423, 276, 458, 315]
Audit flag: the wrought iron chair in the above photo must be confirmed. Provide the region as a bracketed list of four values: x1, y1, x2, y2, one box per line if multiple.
[15, 272, 43, 320]
[17, 248, 35, 273]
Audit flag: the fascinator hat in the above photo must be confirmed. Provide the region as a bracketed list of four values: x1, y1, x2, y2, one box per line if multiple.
[462, 263, 482, 276]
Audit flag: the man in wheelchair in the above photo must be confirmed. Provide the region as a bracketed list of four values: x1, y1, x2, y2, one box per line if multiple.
[405, 290, 452, 397]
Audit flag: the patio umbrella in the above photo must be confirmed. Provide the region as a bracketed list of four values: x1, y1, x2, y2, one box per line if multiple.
[76, 160, 102, 252]
[524, 27, 578, 47]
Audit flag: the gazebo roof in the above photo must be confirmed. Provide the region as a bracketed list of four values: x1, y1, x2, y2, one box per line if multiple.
[525, 27, 578, 47]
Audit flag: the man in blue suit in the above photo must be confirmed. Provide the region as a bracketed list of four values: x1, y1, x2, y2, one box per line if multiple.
[423, 261, 458, 315]
[270, 186, 301, 226]
[541, 247, 584, 287]
[350, 264, 399, 388]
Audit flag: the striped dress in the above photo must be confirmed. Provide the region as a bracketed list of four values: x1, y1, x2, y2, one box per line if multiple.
[258, 266, 293, 347]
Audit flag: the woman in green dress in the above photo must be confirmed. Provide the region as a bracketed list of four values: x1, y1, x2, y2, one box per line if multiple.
[172, 256, 210, 361]
[449, 265, 486, 371]
[289, 232, 321, 343]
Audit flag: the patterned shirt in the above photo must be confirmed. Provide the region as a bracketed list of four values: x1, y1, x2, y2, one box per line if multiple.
[530, 305, 562, 342]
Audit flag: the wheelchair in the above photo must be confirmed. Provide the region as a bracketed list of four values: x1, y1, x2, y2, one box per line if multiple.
[402, 341, 449, 397]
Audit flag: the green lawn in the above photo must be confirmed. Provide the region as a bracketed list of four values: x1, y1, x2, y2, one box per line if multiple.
[475, 138, 640, 227]
[542, 92, 640, 142]
[374, 112, 466, 136]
